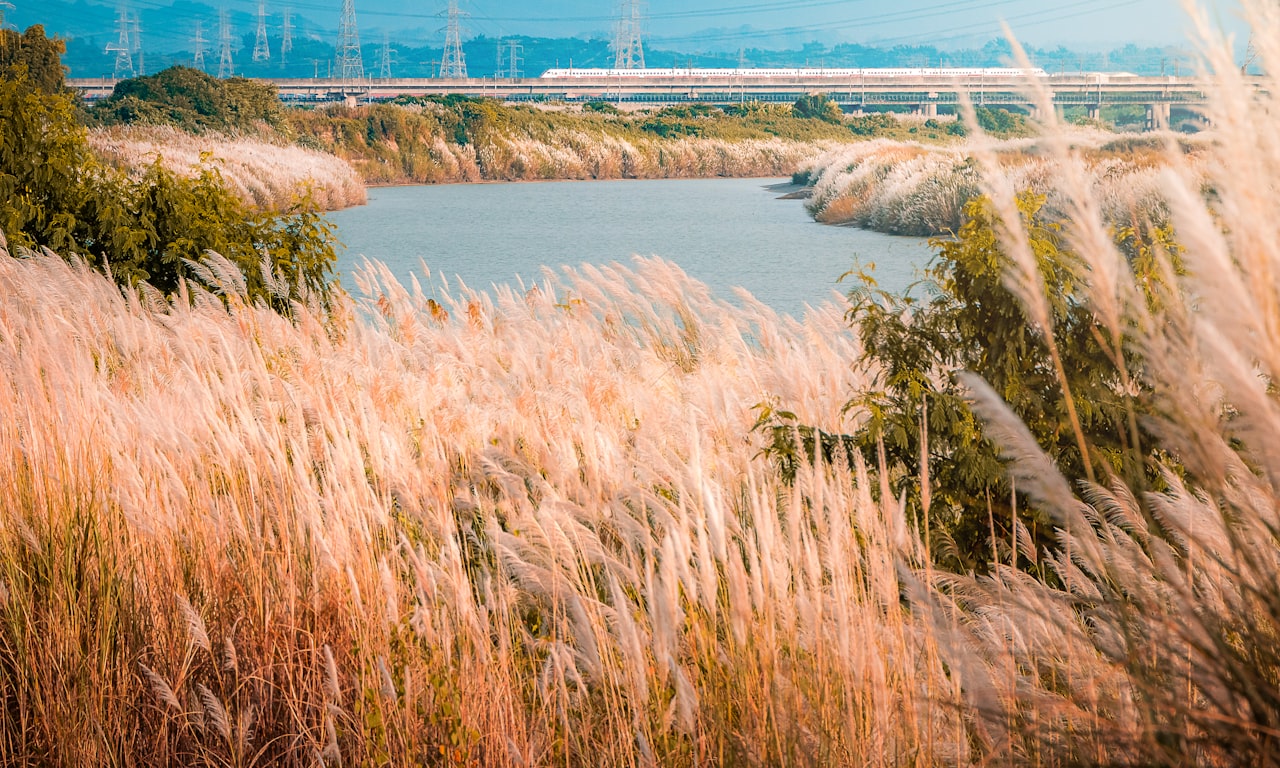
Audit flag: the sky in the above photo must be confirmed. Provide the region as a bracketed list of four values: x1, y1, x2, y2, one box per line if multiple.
[16, 0, 1251, 53]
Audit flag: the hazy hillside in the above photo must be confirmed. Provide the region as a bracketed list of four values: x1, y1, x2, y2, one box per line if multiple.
[25, 0, 1202, 79]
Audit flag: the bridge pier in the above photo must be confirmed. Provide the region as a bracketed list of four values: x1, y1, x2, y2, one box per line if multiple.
[1146, 102, 1171, 130]
[919, 101, 938, 118]
[1087, 104, 1101, 122]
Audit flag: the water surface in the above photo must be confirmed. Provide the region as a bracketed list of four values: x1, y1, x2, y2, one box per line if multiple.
[329, 177, 935, 317]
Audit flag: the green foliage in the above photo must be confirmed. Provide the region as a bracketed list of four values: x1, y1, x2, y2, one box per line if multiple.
[847, 112, 898, 137]
[639, 117, 704, 138]
[0, 25, 68, 95]
[92, 66, 286, 133]
[973, 106, 1030, 137]
[765, 193, 1170, 571]
[654, 103, 721, 119]
[582, 100, 621, 115]
[721, 101, 792, 119]
[0, 63, 334, 311]
[791, 93, 843, 123]
[288, 97, 864, 184]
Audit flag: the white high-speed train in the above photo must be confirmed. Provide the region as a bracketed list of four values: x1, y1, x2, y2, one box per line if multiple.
[539, 67, 1050, 79]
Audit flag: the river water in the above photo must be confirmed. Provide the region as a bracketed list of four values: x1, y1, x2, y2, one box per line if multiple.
[328, 177, 935, 317]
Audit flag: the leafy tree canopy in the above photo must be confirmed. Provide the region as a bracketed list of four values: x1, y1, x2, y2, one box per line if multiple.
[791, 93, 844, 123]
[92, 66, 286, 133]
[0, 29, 334, 311]
[0, 25, 68, 95]
[760, 193, 1174, 573]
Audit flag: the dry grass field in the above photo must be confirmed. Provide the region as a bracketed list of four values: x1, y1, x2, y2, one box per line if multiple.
[2, 2, 1280, 765]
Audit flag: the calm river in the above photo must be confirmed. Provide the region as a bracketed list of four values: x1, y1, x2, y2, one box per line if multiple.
[329, 177, 935, 317]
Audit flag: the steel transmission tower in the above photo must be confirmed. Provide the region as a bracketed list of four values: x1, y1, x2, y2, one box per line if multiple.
[336, 0, 364, 81]
[218, 9, 233, 78]
[192, 21, 207, 71]
[253, 0, 270, 62]
[281, 7, 293, 67]
[440, 0, 467, 78]
[106, 5, 134, 80]
[612, 0, 645, 70]
[378, 32, 393, 78]
[131, 12, 144, 75]
[497, 38, 522, 79]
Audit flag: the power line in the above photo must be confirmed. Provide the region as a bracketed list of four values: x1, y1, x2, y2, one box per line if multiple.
[440, 0, 467, 78]
[32, 0, 1180, 70]
[336, 0, 364, 81]
[252, 0, 269, 62]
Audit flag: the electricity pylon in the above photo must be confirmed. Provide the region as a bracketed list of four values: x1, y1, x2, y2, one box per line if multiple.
[132, 12, 144, 75]
[336, 0, 364, 81]
[612, 0, 645, 70]
[378, 32, 394, 78]
[218, 8, 233, 78]
[106, 4, 134, 80]
[440, 0, 467, 78]
[281, 7, 292, 67]
[253, 0, 270, 62]
[193, 21, 207, 71]
[497, 38, 522, 79]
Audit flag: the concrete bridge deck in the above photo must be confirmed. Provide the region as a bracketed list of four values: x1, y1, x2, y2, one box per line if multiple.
[69, 73, 1216, 126]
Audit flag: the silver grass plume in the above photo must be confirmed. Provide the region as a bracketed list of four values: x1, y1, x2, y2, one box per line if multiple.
[138, 663, 182, 712]
[176, 592, 211, 653]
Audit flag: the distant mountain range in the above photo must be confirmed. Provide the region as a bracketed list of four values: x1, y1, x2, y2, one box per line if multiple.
[17, 0, 1207, 80]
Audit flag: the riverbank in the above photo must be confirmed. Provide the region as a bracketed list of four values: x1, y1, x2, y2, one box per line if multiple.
[88, 125, 368, 212]
[796, 131, 1209, 236]
[285, 100, 878, 188]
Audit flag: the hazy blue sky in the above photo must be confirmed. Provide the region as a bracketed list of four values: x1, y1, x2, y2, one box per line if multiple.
[442, 0, 1248, 47]
[21, 0, 1251, 51]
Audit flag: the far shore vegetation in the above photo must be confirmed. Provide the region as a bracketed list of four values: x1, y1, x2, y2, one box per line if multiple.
[80, 55, 1040, 190]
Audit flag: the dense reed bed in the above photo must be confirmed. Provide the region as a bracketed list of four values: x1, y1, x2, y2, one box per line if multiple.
[0, 248, 970, 765]
[798, 130, 1209, 235]
[5, 2, 1280, 764]
[288, 101, 849, 186]
[89, 124, 368, 211]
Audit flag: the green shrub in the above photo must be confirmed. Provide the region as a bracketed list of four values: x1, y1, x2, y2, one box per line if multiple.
[92, 66, 286, 133]
[792, 93, 843, 123]
[762, 193, 1174, 571]
[0, 25, 68, 95]
[974, 106, 1030, 136]
[848, 112, 898, 136]
[0, 44, 335, 311]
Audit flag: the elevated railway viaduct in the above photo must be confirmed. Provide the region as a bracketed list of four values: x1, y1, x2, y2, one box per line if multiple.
[70, 73, 1214, 130]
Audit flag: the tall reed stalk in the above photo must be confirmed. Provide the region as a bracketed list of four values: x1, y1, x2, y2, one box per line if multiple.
[4, 3, 1280, 763]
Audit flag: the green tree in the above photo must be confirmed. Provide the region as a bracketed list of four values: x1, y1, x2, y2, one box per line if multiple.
[0, 25, 68, 95]
[791, 93, 843, 123]
[761, 193, 1166, 571]
[0, 33, 335, 312]
[92, 66, 285, 133]
[973, 106, 1030, 136]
